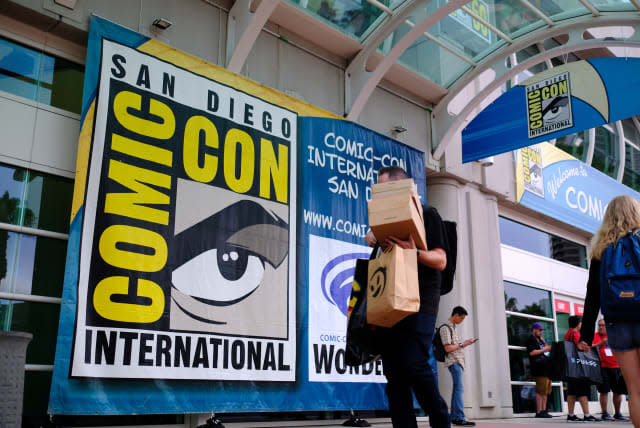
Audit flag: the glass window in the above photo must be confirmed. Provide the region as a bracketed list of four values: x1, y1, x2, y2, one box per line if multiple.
[0, 300, 60, 364]
[499, 217, 587, 268]
[0, 163, 73, 233]
[0, 163, 27, 225]
[0, 233, 66, 297]
[287, 0, 387, 41]
[0, 37, 41, 100]
[535, 0, 588, 20]
[492, 0, 545, 39]
[592, 126, 619, 179]
[556, 312, 570, 342]
[24, 170, 73, 233]
[590, 0, 637, 12]
[623, 142, 640, 193]
[512, 385, 562, 414]
[514, 44, 546, 75]
[556, 131, 588, 162]
[0, 36, 83, 114]
[500, 216, 551, 256]
[0, 231, 19, 294]
[37, 53, 84, 114]
[22, 371, 52, 427]
[509, 349, 530, 381]
[504, 281, 553, 318]
[507, 315, 554, 347]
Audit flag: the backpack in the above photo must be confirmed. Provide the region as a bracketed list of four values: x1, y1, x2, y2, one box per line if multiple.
[600, 231, 640, 322]
[432, 323, 453, 362]
[440, 221, 457, 295]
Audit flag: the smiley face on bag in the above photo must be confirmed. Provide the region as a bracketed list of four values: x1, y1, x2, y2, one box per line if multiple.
[369, 266, 387, 298]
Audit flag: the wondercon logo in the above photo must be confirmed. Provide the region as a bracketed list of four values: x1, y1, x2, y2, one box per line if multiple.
[321, 251, 370, 316]
[369, 266, 387, 298]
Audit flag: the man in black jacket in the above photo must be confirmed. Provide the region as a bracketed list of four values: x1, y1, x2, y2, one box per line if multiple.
[526, 322, 553, 418]
[365, 166, 450, 428]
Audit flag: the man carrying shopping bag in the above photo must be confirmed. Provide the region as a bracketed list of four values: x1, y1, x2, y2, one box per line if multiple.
[364, 166, 450, 428]
[564, 316, 599, 422]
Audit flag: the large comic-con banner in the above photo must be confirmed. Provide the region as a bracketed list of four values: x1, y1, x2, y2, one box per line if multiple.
[515, 143, 640, 234]
[49, 16, 427, 414]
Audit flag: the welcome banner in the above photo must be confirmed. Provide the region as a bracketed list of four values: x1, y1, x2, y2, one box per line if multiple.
[49, 16, 427, 414]
[515, 143, 640, 233]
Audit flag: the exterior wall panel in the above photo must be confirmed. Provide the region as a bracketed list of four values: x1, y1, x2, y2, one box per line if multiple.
[243, 32, 281, 91]
[501, 245, 589, 298]
[277, 37, 344, 115]
[32, 109, 80, 173]
[358, 87, 430, 155]
[0, 95, 37, 162]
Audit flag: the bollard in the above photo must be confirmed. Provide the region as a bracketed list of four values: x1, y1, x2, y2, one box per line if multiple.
[0, 331, 33, 428]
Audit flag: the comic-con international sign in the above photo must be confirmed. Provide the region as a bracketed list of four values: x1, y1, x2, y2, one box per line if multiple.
[462, 58, 640, 163]
[71, 38, 297, 380]
[526, 72, 573, 139]
[515, 143, 640, 234]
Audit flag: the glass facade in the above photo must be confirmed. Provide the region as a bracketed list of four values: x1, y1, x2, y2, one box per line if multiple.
[554, 118, 640, 191]
[0, 162, 72, 426]
[287, 0, 619, 90]
[286, 0, 389, 40]
[504, 282, 558, 414]
[592, 126, 619, 179]
[512, 385, 562, 414]
[0, 36, 84, 114]
[555, 131, 589, 163]
[498, 217, 587, 268]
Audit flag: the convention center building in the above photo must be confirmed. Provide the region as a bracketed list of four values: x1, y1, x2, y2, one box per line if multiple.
[0, 0, 639, 426]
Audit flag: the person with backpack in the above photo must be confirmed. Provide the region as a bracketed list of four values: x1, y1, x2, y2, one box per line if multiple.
[365, 166, 451, 428]
[439, 306, 477, 426]
[579, 195, 640, 428]
[526, 322, 553, 418]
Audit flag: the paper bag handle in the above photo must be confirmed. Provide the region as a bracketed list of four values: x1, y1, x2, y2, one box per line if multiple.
[411, 195, 424, 223]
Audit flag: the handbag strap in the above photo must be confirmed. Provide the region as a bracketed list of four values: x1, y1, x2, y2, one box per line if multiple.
[437, 323, 454, 342]
[370, 242, 381, 260]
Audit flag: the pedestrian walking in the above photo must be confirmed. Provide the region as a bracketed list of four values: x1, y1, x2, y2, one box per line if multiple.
[526, 322, 553, 418]
[579, 195, 640, 428]
[365, 166, 451, 428]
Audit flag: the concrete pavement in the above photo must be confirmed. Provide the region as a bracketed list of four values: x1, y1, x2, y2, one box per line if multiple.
[222, 416, 633, 428]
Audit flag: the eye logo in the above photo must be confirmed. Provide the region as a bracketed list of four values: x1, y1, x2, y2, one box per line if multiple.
[369, 267, 387, 299]
[170, 199, 288, 328]
[320, 252, 370, 317]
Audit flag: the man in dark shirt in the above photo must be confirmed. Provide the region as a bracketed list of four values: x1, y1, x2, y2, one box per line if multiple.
[526, 322, 553, 418]
[365, 166, 450, 428]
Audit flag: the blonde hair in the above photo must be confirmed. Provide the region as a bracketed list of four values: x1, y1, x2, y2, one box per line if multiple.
[591, 195, 640, 260]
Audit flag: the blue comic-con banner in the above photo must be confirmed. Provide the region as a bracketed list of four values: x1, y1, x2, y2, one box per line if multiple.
[463, 58, 640, 163]
[49, 16, 427, 416]
[515, 143, 640, 234]
[298, 117, 426, 406]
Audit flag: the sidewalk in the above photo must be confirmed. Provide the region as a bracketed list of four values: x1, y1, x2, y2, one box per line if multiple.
[223, 416, 633, 428]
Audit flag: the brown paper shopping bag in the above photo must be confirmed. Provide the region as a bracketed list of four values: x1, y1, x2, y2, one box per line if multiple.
[366, 246, 420, 327]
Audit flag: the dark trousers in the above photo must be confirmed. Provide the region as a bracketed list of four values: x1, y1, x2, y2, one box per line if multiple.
[380, 312, 450, 428]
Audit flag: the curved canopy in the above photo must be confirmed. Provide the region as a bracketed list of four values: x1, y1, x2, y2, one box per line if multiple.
[226, 0, 640, 163]
[289, 0, 639, 87]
